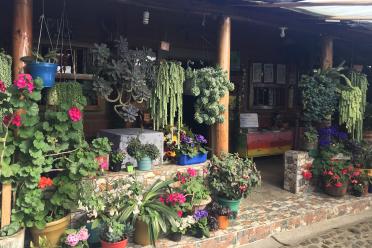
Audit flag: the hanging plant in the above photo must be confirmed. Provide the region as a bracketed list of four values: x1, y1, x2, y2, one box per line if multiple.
[186, 67, 234, 125]
[91, 37, 156, 122]
[151, 61, 184, 135]
[338, 72, 368, 141]
[47, 81, 86, 107]
[0, 49, 12, 87]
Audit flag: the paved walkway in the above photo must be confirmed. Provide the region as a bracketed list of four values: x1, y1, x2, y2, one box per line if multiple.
[287, 218, 372, 248]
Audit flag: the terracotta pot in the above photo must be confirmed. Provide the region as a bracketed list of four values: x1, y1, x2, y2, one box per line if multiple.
[324, 182, 348, 197]
[0, 228, 25, 248]
[101, 238, 128, 248]
[134, 219, 151, 246]
[363, 131, 372, 143]
[217, 216, 229, 230]
[31, 214, 71, 247]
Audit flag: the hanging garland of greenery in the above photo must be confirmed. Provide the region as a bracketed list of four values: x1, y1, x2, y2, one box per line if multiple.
[338, 74, 363, 141]
[151, 61, 184, 135]
[350, 71, 369, 141]
[47, 81, 87, 107]
[186, 67, 234, 125]
[0, 50, 12, 86]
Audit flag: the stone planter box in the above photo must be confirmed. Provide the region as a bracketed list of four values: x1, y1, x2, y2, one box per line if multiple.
[0, 228, 25, 248]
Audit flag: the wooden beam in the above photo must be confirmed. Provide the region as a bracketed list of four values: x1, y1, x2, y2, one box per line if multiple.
[1, 184, 12, 228]
[12, 0, 33, 78]
[321, 35, 333, 70]
[214, 16, 231, 155]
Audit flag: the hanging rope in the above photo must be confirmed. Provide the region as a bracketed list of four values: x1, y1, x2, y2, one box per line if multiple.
[36, 0, 54, 61]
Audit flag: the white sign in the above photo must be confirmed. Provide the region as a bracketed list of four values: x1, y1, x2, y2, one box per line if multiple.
[240, 113, 259, 128]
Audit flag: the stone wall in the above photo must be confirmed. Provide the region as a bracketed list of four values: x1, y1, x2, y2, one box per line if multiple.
[284, 150, 314, 194]
[94, 162, 208, 190]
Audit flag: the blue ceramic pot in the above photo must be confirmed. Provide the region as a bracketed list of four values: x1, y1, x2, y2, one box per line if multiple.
[137, 157, 152, 171]
[177, 152, 207, 165]
[27, 62, 57, 88]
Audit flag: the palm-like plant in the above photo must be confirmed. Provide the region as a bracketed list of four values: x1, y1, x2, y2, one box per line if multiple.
[119, 179, 178, 246]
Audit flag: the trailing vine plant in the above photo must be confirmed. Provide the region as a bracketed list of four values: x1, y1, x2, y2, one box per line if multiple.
[47, 81, 86, 107]
[351, 71, 369, 140]
[0, 49, 12, 87]
[91, 37, 156, 122]
[151, 61, 184, 139]
[186, 67, 234, 125]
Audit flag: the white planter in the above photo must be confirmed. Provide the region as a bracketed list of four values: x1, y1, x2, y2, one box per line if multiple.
[0, 228, 25, 248]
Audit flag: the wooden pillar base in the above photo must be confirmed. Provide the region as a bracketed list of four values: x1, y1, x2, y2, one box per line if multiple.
[1, 183, 12, 228]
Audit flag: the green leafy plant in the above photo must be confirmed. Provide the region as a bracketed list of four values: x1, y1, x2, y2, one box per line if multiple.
[186, 67, 234, 125]
[189, 210, 209, 238]
[91, 137, 112, 156]
[30, 236, 53, 248]
[91, 36, 156, 122]
[151, 61, 184, 135]
[119, 179, 179, 246]
[111, 150, 126, 164]
[47, 82, 86, 107]
[304, 126, 318, 143]
[208, 153, 261, 200]
[299, 67, 341, 122]
[126, 137, 159, 161]
[0, 49, 12, 87]
[100, 220, 133, 243]
[21, 50, 58, 64]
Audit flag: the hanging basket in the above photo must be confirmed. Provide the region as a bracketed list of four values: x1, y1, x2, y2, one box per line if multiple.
[26, 62, 57, 88]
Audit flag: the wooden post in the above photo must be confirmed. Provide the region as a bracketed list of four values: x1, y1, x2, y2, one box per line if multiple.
[214, 16, 231, 155]
[321, 35, 333, 70]
[12, 0, 33, 78]
[1, 184, 12, 227]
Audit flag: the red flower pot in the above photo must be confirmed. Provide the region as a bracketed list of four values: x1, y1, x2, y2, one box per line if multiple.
[100, 238, 128, 248]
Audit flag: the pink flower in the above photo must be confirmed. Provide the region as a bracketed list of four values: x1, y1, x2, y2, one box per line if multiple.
[77, 227, 89, 241]
[68, 107, 82, 122]
[12, 114, 21, 127]
[302, 170, 312, 180]
[0, 80, 6, 92]
[99, 161, 108, 170]
[177, 211, 183, 217]
[341, 169, 348, 175]
[166, 193, 186, 205]
[65, 233, 80, 247]
[335, 182, 343, 188]
[13, 74, 34, 93]
[14, 77, 27, 89]
[159, 196, 165, 203]
[187, 168, 197, 177]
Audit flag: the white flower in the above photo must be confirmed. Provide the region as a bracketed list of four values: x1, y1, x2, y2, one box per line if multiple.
[109, 208, 115, 216]
[133, 207, 140, 215]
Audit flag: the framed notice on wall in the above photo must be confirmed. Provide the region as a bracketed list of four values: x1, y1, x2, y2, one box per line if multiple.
[240, 113, 259, 128]
[276, 64, 286, 84]
[252, 63, 262, 83]
[263, 64, 274, 83]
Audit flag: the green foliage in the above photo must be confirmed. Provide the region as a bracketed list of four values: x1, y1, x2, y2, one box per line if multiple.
[299, 68, 340, 122]
[20, 50, 58, 64]
[30, 236, 53, 248]
[100, 220, 133, 243]
[0, 222, 21, 237]
[151, 61, 184, 137]
[126, 137, 159, 161]
[189, 215, 209, 238]
[186, 67, 234, 125]
[92, 36, 156, 122]
[111, 150, 126, 164]
[304, 126, 318, 143]
[208, 153, 261, 200]
[47, 82, 87, 107]
[0, 49, 12, 86]
[91, 137, 112, 156]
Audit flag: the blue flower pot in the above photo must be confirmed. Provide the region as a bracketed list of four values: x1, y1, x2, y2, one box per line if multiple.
[27, 62, 57, 88]
[177, 152, 207, 165]
[137, 157, 152, 171]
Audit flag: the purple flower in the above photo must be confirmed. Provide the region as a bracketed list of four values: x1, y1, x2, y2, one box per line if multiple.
[77, 227, 89, 241]
[195, 134, 207, 144]
[65, 234, 80, 247]
[181, 135, 193, 144]
[193, 210, 208, 221]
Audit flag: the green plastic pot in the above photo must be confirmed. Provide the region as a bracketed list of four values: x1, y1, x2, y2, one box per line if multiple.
[137, 157, 152, 171]
[217, 196, 242, 212]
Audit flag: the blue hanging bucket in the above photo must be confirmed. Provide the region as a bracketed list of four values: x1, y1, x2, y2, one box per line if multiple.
[27, 62, 58, 88]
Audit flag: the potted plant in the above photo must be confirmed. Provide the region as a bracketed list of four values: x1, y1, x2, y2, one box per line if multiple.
[175, 130, 208, 165]
[173, 168, 211, 212]
[126, 137, 160, 171]
[119, 179, 179, 246]
[92, 137, 112, 171]
[188, 210, 210, 238]
[303, 126, 318, 151]
[100, 220, 133, 248]
[110, 150, 126, 172]
[60, 227, 89, 247]
[208, 202, 233, 230]
[0, 75, 46, 248]
[21, 50, 58, 88]
[125, 162, 134, 173]
[350, 169, 369, 197]
[319, 160, 351, 197]
[168, 215, 195, 242]
[208, 153, 261, 214]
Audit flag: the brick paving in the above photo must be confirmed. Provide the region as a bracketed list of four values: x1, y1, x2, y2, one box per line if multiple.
[127, 193, 372, 248]
[287, 218, 372, 248]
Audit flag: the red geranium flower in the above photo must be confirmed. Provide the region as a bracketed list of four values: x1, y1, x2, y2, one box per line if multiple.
[335, 182, 343, 188]
[0, 80, 6, 93]
[68, 107, 82, 122]
[38, 176, 53, 189]
[177, 211, 183, 217]
[187, 168, 197, 177]
[327, 170, 334, 176]
[352, 170, 361, 177]
[302, 170, 312, 180]
[3, 114, 22, 127]
[159, 196, 165, 203]
[14, 74, 34, 93]
[341, 168, 348, 175]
